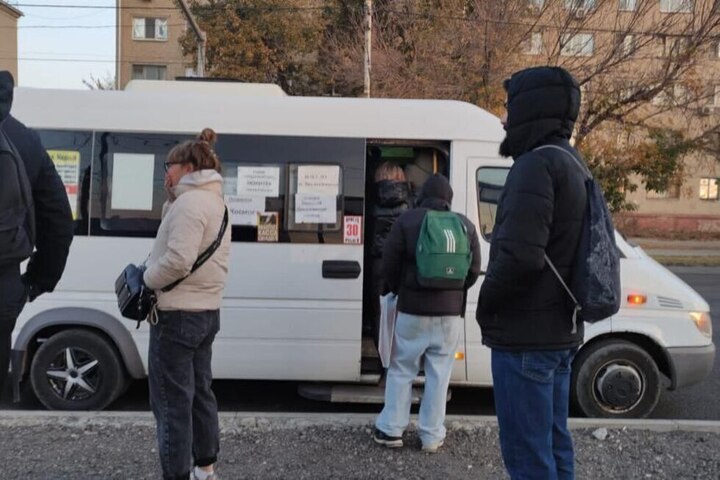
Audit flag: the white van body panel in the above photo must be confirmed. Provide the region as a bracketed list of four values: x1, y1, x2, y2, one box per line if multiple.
[9, 85, 712, 404]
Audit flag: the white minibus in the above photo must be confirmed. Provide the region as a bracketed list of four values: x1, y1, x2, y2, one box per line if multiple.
[9, 81, 715, 418]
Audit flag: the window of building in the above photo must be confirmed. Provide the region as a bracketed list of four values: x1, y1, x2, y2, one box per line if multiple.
[132, 65, 167, 81]
[662, 36, 689, 57]
[714, 85, 720, 107]
[524, 32, 543, 55]
[620, 34, 636, 55]
[660, 0, 694, 13]
[716, 41, 720, 58]
[646, 183, 680, 199]
[619, 0, 638, 10]
[699, 178, 719, 200]
[132, 17, 168, 41]
[561, 33, 595, 57]
[528, 0, 545, 8]
[565, 0, 597, 9]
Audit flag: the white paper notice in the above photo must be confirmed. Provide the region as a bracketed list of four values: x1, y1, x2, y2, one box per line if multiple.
[237, 166, 280, 196]
[226, 195, 266, 226]
[295, 194, 336, 224]
[111, 153, 155, 211]
[297, 165, 340, 195]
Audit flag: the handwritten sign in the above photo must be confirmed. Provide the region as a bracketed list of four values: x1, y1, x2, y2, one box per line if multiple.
[225, 195, 265, 226]
[297, 165, 340, 195]
[237, 166, 280, 196]
[295, 194, 336, 224]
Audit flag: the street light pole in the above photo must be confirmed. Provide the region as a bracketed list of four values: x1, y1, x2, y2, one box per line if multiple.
[177, 0, 206, 77]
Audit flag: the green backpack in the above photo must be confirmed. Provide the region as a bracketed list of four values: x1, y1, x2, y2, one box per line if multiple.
[415, 210, 472, 289]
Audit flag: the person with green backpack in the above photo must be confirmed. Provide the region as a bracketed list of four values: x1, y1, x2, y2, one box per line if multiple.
[373, 174, 481, 453]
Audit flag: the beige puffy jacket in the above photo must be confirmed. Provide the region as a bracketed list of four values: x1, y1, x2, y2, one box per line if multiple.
[143, 170, 231, 311]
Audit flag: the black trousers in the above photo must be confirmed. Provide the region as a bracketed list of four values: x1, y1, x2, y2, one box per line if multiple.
[149, 309, 221, 480]
[0, 265, 26, 398]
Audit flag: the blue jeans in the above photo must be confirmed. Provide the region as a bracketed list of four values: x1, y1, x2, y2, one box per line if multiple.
[375, 312, 461, 446]
[491, 349, 577, 480]
[149, 310, 220, 480]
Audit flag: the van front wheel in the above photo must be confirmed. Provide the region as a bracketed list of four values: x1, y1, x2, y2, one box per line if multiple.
[571, 339, 661, 419]
[30, 329, 127, 410]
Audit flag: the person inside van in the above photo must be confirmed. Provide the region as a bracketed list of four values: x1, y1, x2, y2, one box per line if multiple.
[142, 128, 231, 480]
[367, 161, 411, 342]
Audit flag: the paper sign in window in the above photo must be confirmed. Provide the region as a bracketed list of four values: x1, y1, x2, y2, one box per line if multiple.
[48, 150, 80, 219]
[297, 165, 340, 195]
[111, 153, 155, 211]
[295, 194, 336, 224]
[226, 195, 266, 226]
[237, 166, 280, 196]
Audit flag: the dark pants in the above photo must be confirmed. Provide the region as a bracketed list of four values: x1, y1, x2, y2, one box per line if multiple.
[491, 348, 577, 480]
[149, 309, 221, 480]
[0, 265, 27, 399]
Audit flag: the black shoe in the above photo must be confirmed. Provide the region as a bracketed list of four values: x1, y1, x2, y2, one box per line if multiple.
[373, 428, 403, 448]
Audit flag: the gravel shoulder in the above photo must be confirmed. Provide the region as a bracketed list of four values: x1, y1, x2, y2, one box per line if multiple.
[1, 413, 718, 479]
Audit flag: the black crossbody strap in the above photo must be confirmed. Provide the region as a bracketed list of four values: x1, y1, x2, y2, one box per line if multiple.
[160, 206, 229, 293]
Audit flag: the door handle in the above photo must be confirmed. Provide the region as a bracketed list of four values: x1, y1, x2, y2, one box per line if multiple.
[322, 260, 361, 279]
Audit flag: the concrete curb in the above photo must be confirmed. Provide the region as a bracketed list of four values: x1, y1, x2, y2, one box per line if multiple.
[1, 411, 719, 433]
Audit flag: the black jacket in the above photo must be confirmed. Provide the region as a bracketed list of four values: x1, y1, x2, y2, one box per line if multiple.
[0, 71, 73, 297]
[383, 174, 481, 316]
[371, 180, 410, 258]
[477, 66, 588, 351]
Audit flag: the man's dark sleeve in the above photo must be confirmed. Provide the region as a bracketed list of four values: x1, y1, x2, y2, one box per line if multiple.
[464, 222, 481, 290]
[24, 129, 74, 295]
[479, 155, 554, 312]
[382, 217, 405, 294]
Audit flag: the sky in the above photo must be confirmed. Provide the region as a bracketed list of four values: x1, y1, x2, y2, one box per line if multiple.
[13, 0, 116, 89]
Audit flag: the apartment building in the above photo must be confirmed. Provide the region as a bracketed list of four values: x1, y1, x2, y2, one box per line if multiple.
[0, 1, 22, 82]
[518, 0, 720, 236]
[116, 0, 193, 89]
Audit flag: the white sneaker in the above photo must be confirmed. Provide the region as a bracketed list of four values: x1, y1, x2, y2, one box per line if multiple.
[421, 439, 444, 454]
[191, 467, 218, 480]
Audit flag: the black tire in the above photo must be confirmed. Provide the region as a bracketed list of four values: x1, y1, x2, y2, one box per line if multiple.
[30, 329, 127, 410]
[571, 339, 661, 419]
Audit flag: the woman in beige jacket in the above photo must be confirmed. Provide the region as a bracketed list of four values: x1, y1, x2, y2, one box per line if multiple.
[143, 128, 230, 480]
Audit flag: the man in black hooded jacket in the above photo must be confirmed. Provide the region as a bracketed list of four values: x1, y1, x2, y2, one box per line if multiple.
[0, 71, 73, 399]
[477, 67, 587, 479]
[374, 174, 481, 453]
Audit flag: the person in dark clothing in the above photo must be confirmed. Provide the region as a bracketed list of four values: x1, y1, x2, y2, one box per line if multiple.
[366, 161, 410, 342]
[0, 71, 74, 398]
[476, 66, 588, 479]
[374, 174, 481, 453]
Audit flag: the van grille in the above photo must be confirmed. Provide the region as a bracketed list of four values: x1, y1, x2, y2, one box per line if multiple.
[657, 296, 683, 309]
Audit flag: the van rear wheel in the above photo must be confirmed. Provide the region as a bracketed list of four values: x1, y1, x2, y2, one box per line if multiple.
[571, 339, 661, 419]
[30, 329, 127, 410]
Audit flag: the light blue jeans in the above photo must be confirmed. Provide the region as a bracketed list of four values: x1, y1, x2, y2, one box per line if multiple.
[375, 312, 462, 446]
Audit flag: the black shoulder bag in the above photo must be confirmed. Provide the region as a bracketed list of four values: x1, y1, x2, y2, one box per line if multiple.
[115, 207, 229, 325]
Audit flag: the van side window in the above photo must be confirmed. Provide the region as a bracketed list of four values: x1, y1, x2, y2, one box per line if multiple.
[90, 132, 192, 237]
[216, 134, 364, 244]
[37, 129, 94, 236]
[476, 167, 510, 240]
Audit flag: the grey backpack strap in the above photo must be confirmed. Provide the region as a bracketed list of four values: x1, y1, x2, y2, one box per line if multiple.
[544, 253, 581, 334]
[535, 143, 590, 333]
[533, 144, 592, 180]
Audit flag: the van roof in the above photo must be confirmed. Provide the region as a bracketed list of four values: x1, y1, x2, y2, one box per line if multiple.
[124, 79, 288, 97]
[12, 86, 504, 142]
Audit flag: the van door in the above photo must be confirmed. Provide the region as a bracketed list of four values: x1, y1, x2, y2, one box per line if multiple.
[465, 157, 511, 385]
[208, 134, 367, 382]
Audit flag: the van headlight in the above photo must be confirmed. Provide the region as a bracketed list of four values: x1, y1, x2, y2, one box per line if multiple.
[689, 312, 713, 338]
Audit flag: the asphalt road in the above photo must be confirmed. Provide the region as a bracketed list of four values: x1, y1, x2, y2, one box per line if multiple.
[3, 267, 718, 420]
